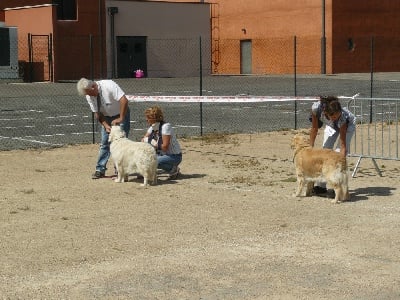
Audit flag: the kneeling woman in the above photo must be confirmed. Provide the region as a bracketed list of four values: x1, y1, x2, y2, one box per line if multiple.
[142, 106, 182, 180]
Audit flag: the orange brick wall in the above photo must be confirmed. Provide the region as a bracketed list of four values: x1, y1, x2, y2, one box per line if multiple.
[331, 0, 400, 73]
[5, 6, 55, 81]
[167, 0, 400, 74]
[2, 0, 400, 78]
[54, 0, 106, 80]
[2, 0, 106, 81]
[212, 0, 330, 74]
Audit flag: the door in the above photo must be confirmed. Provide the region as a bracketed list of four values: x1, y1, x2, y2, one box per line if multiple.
[116, 36, 147, 78]
[240, 40, 252, 74]
[28, 33, 53, 82]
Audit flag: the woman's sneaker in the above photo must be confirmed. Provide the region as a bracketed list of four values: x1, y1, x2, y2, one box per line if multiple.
[167, 166, 180, 180]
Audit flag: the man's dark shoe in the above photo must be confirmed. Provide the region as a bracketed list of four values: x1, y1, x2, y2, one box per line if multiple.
[312, 186, 328, 194]
[92, 171, 105, 179]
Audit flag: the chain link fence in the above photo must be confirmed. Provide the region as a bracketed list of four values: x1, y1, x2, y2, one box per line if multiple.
[1, 35, 399, 151]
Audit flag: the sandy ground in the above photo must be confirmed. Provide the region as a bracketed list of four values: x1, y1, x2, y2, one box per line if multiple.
[1, 129, 400, 299]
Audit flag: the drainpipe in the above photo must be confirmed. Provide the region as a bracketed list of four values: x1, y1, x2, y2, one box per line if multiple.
[321, 0, 326, 74]
[108, 6, 118, 78]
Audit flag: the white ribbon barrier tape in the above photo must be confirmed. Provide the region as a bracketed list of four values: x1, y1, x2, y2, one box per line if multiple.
[126, 95, 319, 103]
[126, 94, 359, 103]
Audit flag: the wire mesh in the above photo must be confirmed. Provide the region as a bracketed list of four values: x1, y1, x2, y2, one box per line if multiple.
[1, 36, 400, 151]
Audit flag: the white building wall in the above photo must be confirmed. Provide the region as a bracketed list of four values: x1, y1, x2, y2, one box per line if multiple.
[105, 0, 211, 78]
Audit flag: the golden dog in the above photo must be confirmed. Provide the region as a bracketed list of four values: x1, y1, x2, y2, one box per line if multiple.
[291, 134, 349, 203]
[109, 126, 157, 186]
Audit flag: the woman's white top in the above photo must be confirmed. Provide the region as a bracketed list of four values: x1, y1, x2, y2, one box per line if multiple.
[146, 122, 181, 155]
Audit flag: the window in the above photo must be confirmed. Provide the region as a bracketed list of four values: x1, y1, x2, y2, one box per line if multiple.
[53, 0, 77, 20]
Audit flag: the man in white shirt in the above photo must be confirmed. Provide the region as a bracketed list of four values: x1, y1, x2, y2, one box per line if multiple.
[77, 78, 131, 179]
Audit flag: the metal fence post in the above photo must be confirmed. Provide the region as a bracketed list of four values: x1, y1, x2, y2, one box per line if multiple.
[89, 34, 94, 80]
[28, 33, 33, 83]
[199, 36, 203, 136]
[48, 33, 54, 82]
[90, 34, 96, 144]
[294, 35, 298, 129]
[370, 36, 374, 123]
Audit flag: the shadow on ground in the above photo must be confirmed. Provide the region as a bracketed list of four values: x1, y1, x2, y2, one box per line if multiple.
[350, 186, 396, 202]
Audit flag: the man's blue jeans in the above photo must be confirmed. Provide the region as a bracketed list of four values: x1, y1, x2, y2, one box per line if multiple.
[96, 109, 130, 173]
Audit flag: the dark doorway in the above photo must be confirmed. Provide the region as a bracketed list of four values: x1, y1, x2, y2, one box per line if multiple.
[116, 36, 147, 78]
[27, 33, 53, 82]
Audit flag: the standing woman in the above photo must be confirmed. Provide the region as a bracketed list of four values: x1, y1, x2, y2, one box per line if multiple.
[142, 106, 182, 180]
[309, 96, 356, 194]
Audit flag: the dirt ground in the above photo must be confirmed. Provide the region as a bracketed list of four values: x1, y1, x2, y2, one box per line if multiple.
[1, 129, 400, 299]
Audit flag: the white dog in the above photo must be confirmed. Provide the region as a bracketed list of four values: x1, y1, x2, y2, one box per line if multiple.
[109, 126, 157, 186]
[291, 134, 349, 203]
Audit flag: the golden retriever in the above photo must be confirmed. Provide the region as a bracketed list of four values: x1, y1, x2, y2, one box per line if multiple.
[109, 126, 157, 186]
[291, 134, 349, 203]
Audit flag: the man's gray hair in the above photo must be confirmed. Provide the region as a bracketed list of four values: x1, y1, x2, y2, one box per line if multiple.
[76, 77, 94, 96]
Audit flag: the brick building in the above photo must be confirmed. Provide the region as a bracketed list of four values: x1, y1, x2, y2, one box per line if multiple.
[0, 0, 210, 81]
[1, 0, 399, 81]
[145, 0, 400, 74]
